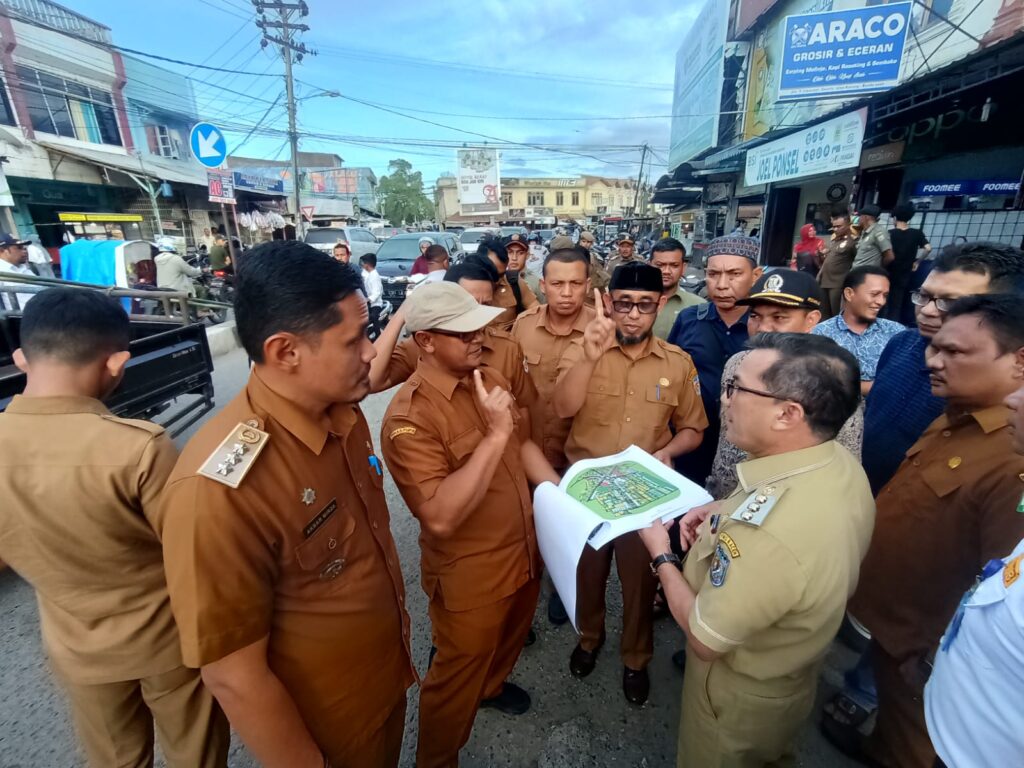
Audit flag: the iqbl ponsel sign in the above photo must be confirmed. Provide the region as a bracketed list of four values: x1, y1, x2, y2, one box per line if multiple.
[779, 3, 911, 101]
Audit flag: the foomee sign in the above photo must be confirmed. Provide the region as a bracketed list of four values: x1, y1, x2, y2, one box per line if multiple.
[779, 3, 911, 101]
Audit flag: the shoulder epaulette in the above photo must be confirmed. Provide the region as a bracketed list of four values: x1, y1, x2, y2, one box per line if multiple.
[729, 485, 788, 527]
[197, 421, 270, 488]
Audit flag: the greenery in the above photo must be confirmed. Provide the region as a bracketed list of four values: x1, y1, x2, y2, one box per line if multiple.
[378, 159, 434, 225]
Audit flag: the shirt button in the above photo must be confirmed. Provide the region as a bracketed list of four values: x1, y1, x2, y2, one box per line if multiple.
[625, 417, 632, 422]
[942, 430, 952, 437]
[628, 389, 635, 395]
[372, 521, 379, 529]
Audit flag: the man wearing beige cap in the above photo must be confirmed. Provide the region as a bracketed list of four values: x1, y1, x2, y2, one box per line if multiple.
[606, 233, 639, 273]
[381, 282, 559, 768]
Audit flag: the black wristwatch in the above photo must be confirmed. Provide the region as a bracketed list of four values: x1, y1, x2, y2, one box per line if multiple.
[650, 552, 682, 577]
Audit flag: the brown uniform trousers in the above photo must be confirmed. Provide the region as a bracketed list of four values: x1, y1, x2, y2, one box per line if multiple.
[383, 364, 541, 767]
[849, 406, 1024, 768]
[558, 336, 707, 666]
[0, 395, 228, 768]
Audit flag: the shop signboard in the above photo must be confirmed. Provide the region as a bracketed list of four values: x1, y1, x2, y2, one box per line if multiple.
[668, 0, 729, 169]
[232, 171, 285, 194]
[779, 3, 911, 101]
[57, 212, 144, 223]
[457, 148, 501, 216]
[912, 180, 1021, 196]
[207, 171, 235, 205]
[744, 107, 866, 186]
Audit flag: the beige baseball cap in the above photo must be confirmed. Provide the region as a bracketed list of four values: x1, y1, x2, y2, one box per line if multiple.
[404, 282, 504, 333]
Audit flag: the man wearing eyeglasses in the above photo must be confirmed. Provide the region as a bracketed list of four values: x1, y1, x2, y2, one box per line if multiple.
[553, 262, 707, 705]
[381, 281, 559, 768]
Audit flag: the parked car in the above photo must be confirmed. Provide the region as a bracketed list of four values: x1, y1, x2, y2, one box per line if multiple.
[459, 227, 496, 255]
[535, 228, 555, 246]
[374, 226, 404, 240]
[376, 231, 463, 311]
[303, 226, 379, 259]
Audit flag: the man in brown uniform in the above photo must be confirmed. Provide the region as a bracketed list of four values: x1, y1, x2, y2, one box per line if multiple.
[817, 206, 859, 319]
[553, 263, 708, 704]
[471, 236, 538, 331]
[161, 241, 415, 768]
[848, 293, 1024, 768]
[382, 281, 559, 767]
[0, 288, 227, 767]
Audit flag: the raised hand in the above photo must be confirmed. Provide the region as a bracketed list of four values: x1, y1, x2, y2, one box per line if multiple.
[638, 518, 673, 558]
[678, 501, 721, 550]
[473, 369, 515, 439]
[583, 289, 617, 362]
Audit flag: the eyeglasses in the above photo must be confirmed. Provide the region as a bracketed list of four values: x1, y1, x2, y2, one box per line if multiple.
[722, 377, 782, 401]
[429, 328, 482, 343]
[910, 290, 955, 313]
[610, 300, 659, 315]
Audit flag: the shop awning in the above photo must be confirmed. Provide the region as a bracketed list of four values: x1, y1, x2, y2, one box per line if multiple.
[37, 141, 210, 188]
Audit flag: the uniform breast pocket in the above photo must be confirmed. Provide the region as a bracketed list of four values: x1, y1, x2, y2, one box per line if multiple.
[585, 377, 623, 424]
[294, 512, 358, 589]
[919, 460, 965, 500]
[644, 385, 678, 426]
[447, 427, 484, 467]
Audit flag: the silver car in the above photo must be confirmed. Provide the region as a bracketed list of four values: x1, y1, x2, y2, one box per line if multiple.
[303, 226, 379, 259]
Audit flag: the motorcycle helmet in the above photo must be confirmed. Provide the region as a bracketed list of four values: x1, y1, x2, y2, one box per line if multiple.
[156, 236, 177, 253]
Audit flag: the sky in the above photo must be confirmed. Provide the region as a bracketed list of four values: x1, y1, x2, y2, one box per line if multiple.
[73, 0, 705, 188]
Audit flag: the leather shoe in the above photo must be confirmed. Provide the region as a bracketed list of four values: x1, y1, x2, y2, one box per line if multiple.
[524, 628, 537, 647]
[480, 682, 531, 715]
[623, 666, 650, 705]
[569, 641, 602, 678]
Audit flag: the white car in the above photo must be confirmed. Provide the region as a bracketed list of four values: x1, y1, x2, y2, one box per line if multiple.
[303, 226, 379, 259]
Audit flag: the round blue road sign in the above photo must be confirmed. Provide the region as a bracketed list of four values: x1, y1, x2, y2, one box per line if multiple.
[190, 122, 228, 169]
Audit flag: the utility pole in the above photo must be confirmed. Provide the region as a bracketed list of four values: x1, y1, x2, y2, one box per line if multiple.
[632, 143, 648, 219]
[254, 0, 314, 239]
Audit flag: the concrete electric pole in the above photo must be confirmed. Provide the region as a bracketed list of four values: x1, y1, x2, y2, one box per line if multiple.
[254, 0, 314, 239]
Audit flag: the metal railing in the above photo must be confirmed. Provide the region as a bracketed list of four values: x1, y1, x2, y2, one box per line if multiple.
[1, 0, 112, 44]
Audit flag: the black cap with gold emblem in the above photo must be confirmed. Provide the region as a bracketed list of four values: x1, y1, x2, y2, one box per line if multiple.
[737, 268, 823, 309]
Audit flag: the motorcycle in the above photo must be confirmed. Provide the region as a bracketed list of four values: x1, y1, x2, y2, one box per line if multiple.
[367, 300, 392, 342]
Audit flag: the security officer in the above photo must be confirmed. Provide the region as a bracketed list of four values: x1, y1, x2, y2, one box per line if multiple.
[0, 288, 228, 768]
[638, 332, 874, 767]
[553, 262, 708, 704]
[381, 281, 559, 767]
[472, 236, 538, 331]
[507, 236, 545, 305]
[606, 233, 639, 273]
[161, 241, 415, 768]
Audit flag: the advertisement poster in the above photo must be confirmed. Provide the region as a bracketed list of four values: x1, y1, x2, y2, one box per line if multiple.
[779, 3, 911, 101]
[457, 148, 501, 216]
[207, 170, 235, 205]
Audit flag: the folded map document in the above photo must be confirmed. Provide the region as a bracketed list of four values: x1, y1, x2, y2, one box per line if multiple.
[533, 445, 713, 631]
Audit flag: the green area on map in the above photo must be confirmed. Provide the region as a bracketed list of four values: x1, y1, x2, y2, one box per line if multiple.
[565, 461, 681, 521]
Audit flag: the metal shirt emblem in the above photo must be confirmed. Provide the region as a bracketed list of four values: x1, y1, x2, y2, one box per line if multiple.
[319, 558, 346, 581]
[301, 488, 317, 506]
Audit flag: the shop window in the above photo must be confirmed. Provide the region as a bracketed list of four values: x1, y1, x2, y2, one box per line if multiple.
[0, 78, 15, 127]
[591, 193, 603, 206]
[501, 191, 512, 207]
[15, 65, 122, 146]
[527, 191, 545, 206]
[571, 191, 579, 206]
[556, 191, 564, 206]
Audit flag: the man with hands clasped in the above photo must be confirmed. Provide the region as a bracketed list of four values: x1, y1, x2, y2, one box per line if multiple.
[553, 262, 708, 705]
[637, 333, 875, 767]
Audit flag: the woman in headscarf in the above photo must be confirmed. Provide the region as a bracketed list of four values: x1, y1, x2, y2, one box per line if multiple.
[791, 223, 825, 275]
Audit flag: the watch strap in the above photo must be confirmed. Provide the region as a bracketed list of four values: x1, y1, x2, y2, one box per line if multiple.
[650, 552, 681, 577]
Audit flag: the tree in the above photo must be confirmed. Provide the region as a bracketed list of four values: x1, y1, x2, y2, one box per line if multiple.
[377, 159, 435, 225]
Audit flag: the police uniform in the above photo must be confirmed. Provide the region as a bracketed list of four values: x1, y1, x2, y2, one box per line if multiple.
[0, 395, 228, 767]
[512, 303, 595, 472]
[491, 273, 539, 332]
[678, 441, 875, 767]
[160, 372, 415, 767]
[557, 333, 707, 671]
[382, 364, 541, 768]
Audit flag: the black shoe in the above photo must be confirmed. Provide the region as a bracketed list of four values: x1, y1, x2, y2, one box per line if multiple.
[569, 642, 601, 678]
[524, 628, 537, 647]
[623, 666, 650, 705]
[548, 592, 569, 625]
[480, 682, 531, 715]
[671, 648, 686, 673]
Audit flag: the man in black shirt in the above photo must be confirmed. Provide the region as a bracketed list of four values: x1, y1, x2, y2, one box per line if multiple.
[885, 203, 930, 322]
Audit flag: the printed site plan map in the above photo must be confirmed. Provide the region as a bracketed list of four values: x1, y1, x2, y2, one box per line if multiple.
[565, 461, 682, 520]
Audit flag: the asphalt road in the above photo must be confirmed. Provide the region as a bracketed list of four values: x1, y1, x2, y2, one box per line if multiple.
[0, 348, 861, 767]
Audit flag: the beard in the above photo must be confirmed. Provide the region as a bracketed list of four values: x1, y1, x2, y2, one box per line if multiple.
[616, 329, 650, 346]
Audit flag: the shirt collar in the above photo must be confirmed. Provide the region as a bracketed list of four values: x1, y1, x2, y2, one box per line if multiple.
[704, 302, 748, 330]
[935, 404, 1011, 435]
[536, 304, 591, 335]
[245, 370, 357, 455]
[415, 360, 463, 400]
[4, 394, 111, 416]
[736, 441, 837, 492]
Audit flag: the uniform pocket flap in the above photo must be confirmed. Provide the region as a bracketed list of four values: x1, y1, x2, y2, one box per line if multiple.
[646, 385, 678, 406]
[295, 511, 357, 571]
[920, 460, 964, 499]
[447, 427, 484, 461]
[524, 350, 542, 366]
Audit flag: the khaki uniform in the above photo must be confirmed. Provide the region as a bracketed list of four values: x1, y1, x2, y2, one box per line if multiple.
[583, 253, 611, 309]
[817, 231, 859, 319]
[161, 373, 415, 767]
[680, 441, 875, 767]
[382, 365, 541, 768]
[512, 303, 595, 472]
[852, 221, 893, 269]
[653, 287, 706, 341]
[0, 395, 228, 768]
[557, 336, 707, 667]
[491, 273, 539, 332]
[848, 406, 1024, 768]
[606, 252, 639, 274]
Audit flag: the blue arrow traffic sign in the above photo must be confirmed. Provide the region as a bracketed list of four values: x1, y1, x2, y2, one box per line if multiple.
[189, 122, 228, 169]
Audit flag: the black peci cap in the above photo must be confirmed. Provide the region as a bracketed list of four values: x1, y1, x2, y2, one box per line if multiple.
[609, 262, 662, 293]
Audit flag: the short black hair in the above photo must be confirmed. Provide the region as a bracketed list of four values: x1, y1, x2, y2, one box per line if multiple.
[477, 235, 508, 265]
[945, 294, 1024, 355]
[542, 247, 590, 277]
[234, 240, 365, 363]
[445, 259, 497, 285]
[843, 265, 890, 292]
[830, 205, 851, 221]
[425, 244, 449, 264]
[650, 237, 687, 259]
[746, 332, 860, 441]
[893, 203, 916, 223]
[933, 241, 1024, 292]
[333, 242, 349, 250]
[359, 253, 376, 268]
[20, 288, 129, 364]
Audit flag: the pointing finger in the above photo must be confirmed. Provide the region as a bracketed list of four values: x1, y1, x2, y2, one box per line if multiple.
[473, 369, 489, 402]
[593, 288, 604, 318]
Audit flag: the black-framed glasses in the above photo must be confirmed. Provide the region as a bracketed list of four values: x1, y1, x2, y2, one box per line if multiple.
[429, 328, 483, 344]
[610, 300, 659, 315]
[722, 376, 781, 401]
[910, 290, 954, 313]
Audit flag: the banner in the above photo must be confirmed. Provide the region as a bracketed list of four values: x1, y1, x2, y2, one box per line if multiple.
[744, 108, 866, 186]
[207, 171, 235, 205]
[457, 148, 501, 216]
[913, 180, 1021, 196]
[779, 2, 911, 101]
[232, 171, 284, 194]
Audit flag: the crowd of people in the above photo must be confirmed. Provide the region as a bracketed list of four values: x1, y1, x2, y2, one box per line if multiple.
[1, 213, 1023, 768]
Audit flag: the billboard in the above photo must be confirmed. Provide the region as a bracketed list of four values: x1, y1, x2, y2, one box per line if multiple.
[668, 0, 729, 169]
[207, 170, 235, 205]
[457, 148, 501, 216]
[779, 3, 911, 101]
[744, 107, 867, 185]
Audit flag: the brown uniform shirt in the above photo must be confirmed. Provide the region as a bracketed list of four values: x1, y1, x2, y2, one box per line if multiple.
[491, 273, 539, 332]
[557, 334, 709, 463]
[0, 395, 182, 683]
[849, 406, 1024, 660]
[817, 231, 859, 289]
[512, 303, 594, 471]
[161, 372, 414, 746]
[381, 365, 540, 612]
